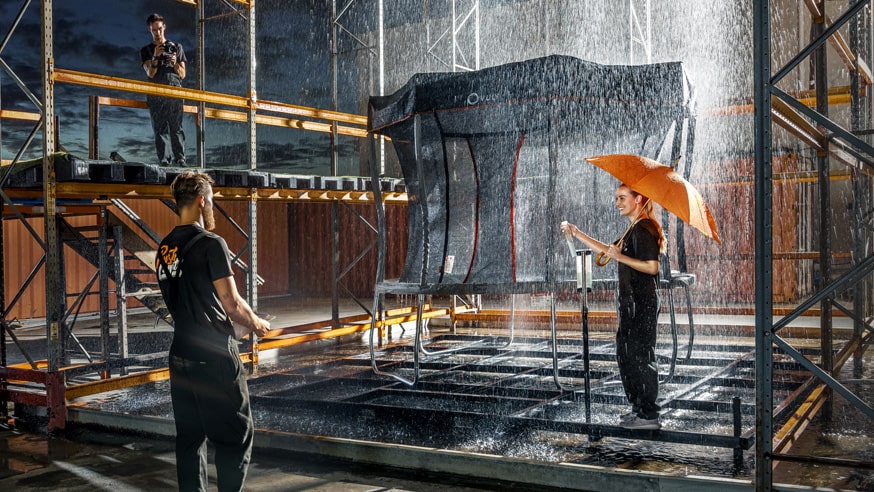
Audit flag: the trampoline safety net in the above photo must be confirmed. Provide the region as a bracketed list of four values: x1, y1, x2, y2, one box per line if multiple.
[368, 55, 694, 294]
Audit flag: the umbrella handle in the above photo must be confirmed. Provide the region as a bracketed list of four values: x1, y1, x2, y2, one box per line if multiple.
[595, 235, 628, 268]
[595, 251, 611, 267]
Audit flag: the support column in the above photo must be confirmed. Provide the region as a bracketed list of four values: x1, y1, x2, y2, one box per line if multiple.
[42, 0, 66, 431]
[196, 0, 206, 168]
[754, 0, 775, 489]
[42, 0, 62, 374]
[88, 95, 98, 159]
[1, 208, 5, 400]
[377, 0, 385, 175]
[98, 209, 110, 364]
[849, 0, 872, 378]
[114, 226, 128, 376]
[813, 2, 834, 419]
[246, 0, 259, 367]
[330, 0, 340, 326]
[331, 202, 340, 326]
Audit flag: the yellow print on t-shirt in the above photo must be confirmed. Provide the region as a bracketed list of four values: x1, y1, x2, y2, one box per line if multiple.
[156, 244, 181, 280]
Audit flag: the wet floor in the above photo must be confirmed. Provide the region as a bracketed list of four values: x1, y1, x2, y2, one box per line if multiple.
[4, 297, 874, 490]
[0, 421, 517, 491]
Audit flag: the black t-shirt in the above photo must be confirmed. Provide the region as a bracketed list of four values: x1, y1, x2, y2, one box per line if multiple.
[617, 218, 660, 301]
[157, 224, 235, 361]
[140, 40, 187, 87]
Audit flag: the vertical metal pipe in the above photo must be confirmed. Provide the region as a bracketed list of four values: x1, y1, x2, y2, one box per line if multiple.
[57, 219, 68, 366]
[849, 0, 871, 379]
[474, 0, 480, 69]
[813, 3, 834, 419]
[0, 71, 3, 167]
[246, 0, 258, 356]
[88, 95, 98, 159]
[378, 0, 385, 174]
[368, 134, 386, 344]
[330, 0, 339, 176]
[628, 0, 633, 63]
[114, 225, 128, 375]
[0, 205, 5, 374]
[329, 0, 340, 325]
[753, 0, 775, 489]
[247, 0, 257, 166]
[579, 251, 591, 423]
[196, 0, 206, 168]
[645, 0, 651, 62]
[41, 0, 62, 374]
[98, 208, 109, 362]
[451, 0, 457, 71]
[331, 202, 340, 325]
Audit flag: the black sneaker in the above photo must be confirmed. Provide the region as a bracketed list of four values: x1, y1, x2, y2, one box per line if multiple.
[619, 415, 661, 430]
[175, 158, 186, 167]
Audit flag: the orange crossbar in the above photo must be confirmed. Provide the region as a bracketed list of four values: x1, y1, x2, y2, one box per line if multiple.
[95, 96, 368, 138]
[55, 69, 367, 126]
[255, 307, 458, 352]
[57, 308, 450, 398]
[0, 109, 41, 122]
[65, 368, 170, 400]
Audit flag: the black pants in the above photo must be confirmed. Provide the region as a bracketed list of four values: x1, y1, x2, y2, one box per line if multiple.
[169, 339, 253, 492]
[147, 94, 185, 165]
[616, 293, 661, 420]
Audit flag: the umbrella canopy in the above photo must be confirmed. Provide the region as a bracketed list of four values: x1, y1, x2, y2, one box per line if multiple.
[585, 154, 721, 244]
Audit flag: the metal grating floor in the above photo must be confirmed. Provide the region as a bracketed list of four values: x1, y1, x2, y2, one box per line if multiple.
[246, 331, 817, 473]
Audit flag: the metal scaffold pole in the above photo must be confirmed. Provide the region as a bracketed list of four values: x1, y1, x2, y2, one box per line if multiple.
[849, 0, 873, 379]
[246, 0, 259, 366]
[41, 0, 61, 371]
[753, 0, 775, 489]
[41, 0, 67, 432]
[330, 0, 340, 326]
[757, 0, 874, 485]
[813, 1, 834, 420]
[196, 0, 206, 168]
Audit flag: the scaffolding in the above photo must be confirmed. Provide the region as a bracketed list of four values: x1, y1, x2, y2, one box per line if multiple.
[755, 0, 874, 490]
[0, 1, 872, 489]
[0, 0, 415, 431]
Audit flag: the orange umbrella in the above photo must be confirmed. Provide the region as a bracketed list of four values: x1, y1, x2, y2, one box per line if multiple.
[585, 153, 721, 244]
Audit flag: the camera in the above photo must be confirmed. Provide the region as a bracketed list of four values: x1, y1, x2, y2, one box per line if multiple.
[160, 42, 177, 58]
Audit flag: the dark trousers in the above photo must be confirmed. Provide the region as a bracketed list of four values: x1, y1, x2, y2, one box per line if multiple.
[169, 341, 253, 492]
[616, 293, 661, 420]
[147, 94, 185, 165]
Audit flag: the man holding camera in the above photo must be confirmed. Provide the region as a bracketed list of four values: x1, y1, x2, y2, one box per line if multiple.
[141, 13, 187, 166]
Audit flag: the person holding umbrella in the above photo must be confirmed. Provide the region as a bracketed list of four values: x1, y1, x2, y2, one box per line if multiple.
[561, 183, 665, 430]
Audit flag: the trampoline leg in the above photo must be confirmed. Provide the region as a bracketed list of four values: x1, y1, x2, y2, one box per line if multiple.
[684, 284, 695, 361]
[369, 291, 418, 386]
[664, 287, 678, 382]
[550, 292, 563, 391]
[581, 287, 591, 423]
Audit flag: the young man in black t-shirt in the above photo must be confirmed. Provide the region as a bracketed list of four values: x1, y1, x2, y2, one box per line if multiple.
[141, 13, 187, 166]
[561, 184, 664, 430]
[156, 170, 270, 491]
